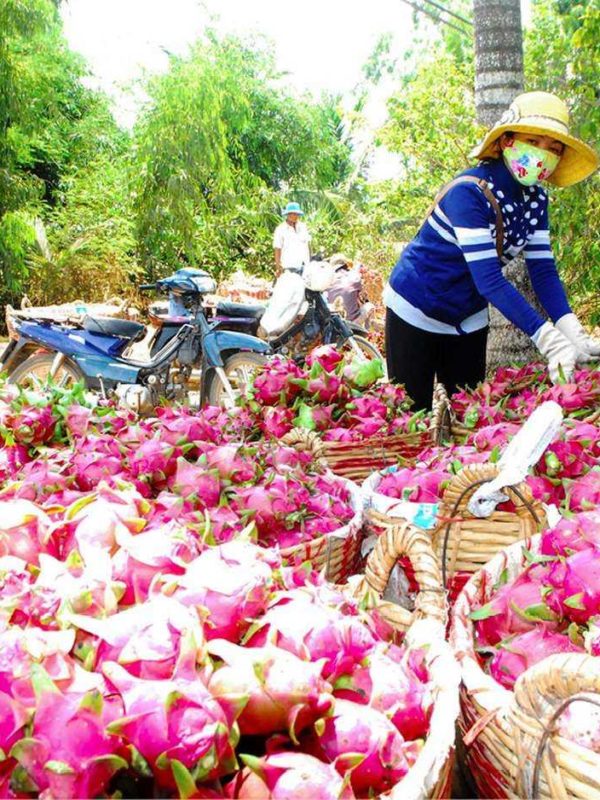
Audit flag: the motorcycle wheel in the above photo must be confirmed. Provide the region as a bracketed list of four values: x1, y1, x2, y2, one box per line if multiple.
[7, 352, 84, 389]
[207, 352, 267, 408]
[340, 335, 383, 362]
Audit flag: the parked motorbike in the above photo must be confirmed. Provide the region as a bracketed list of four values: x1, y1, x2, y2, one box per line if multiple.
[151, 260, 382, 364]
[1, 269, 271, 411]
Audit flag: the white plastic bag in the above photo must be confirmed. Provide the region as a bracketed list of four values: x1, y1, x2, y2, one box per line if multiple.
[260, 271, 306, 336]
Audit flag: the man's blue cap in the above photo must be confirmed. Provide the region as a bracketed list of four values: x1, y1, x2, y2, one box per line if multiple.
[282, 202, 303, 216]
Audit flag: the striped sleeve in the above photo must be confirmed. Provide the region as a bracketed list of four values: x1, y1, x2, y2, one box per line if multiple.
[523, 193, 571, 323]
[439, 184, 546, 337]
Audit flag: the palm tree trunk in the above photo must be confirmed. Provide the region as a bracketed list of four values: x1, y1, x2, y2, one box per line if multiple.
[473, 0, 540, 372]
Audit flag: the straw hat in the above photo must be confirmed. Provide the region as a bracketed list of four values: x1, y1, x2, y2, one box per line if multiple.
[470, 91, 599, 187]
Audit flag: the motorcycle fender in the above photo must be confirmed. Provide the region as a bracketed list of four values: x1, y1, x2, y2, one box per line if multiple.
[202, 330, 271, 367]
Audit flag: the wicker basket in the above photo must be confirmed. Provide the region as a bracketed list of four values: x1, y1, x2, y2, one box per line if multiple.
[450, 534, 600, 799]
[5, 297, 138, 341]
[348, 521, 458, 799]
[279, 475, 363, 583]
[362, 462, 547, 603]
[281, 427, 432, 482]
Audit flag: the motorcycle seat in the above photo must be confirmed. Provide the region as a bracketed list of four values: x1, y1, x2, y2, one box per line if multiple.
[216, 301, 265, 320]
[83, 316, 146, 342]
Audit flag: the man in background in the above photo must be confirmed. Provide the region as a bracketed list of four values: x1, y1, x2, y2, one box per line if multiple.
[273, 202, 311, 276]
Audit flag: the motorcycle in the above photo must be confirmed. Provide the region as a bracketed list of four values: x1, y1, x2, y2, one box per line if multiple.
[1, 269, 271, 412]
[151, 260, 382, 364]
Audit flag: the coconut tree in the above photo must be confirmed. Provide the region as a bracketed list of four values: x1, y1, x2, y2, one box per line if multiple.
[473, 0, 542, 370]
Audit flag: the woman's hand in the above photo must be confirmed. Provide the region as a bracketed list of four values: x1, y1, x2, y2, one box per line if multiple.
[556, 313, 600, 364]
[534, 321, 577, 383]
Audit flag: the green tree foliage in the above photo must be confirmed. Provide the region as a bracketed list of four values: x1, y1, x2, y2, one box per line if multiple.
[525, 0, 600, 319]
[131, 33, 353, 278]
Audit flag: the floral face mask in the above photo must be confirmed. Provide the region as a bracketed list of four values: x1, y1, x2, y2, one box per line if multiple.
[502, 139, 561, 186]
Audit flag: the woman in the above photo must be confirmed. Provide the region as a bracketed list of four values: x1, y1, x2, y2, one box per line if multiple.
[384, 91, 599, 410]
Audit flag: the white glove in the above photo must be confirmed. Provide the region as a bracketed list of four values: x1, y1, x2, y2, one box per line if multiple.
[533, 321, 577, 384]
[556, 313, 600, 364]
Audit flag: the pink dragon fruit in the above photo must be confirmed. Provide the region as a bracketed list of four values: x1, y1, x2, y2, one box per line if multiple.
[10, 670, 126, 800]
[489, 628, 584, 689]
[261, 406, 294, 438]
[0, 690, 27, 756]
[204, 445, 257, 483]
[111, 522, 199, 604]
[71, 449, 123, 491]
[472, 423, 519, 451]
[0, 500, 51, 565]
[68, 595, 206, 679]
[207, 640, 333, 740]
[244, 593, 377, 680]
[306, 698, 412, 795]
[568, 471, 600, 513]
[526, 474, 564, 507]
[473, 564, 557, 647]
[0, 444, 30, 482]
[322, 427, 360, 442]
[252, 357, 303, 405]
[170, 458, 222, 508]
[305, 372, 348, 404]
[104, 644, 239, 790]
[167, 541, 279, 642]
[333, 643, 432, 741]
[557, 697, 600, 754]
[305, 345, 344, 374]
[540, 511, 600, 557]
[64, 404, 93, 438]
[232, 752, 355, 799]
[545, 546, 600, 624]
[128, 437, 180, 490]
[7, 404, 56, 446]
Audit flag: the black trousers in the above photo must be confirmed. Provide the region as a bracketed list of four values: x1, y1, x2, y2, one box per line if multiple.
[385, 309, 488, 411]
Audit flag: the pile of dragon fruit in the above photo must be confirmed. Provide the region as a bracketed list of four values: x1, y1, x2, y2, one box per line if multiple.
[0, 384, 360, 550]
[451, 363, 600, 431]
[372, 411, 600, 514]
[470, 510, 600, 696]
[243, 346, 429, 441]
[0, 531, 433, 798]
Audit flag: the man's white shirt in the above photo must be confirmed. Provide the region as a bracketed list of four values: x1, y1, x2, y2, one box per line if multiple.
[273, 221, 311, 270]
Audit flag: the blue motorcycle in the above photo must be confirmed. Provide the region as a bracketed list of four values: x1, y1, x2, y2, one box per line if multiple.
[1, 269, 271, 411]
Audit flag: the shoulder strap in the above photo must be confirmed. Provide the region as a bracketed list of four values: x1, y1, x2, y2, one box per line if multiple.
[424, 175, 504, 259]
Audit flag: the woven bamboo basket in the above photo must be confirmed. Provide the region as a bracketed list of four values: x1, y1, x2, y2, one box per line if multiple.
[281, 426, 431, 481]
[347, 521, 458, 799]
[279, 475, 363, 583]
[362, 462, 547, 603]
[5, 297, 137, 340]
[450, 534, 600, 799]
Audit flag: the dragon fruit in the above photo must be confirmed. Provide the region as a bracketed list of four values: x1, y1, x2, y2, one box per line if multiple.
[252, 357, 303, 405]
[232, 751, 355, 799]
[307, 698, 412, 795]
[569, 471, 600, 513]
[540, 511, 600, 557]
[207, 640, 333, 741]
[0, 690, 28, 756]
[204, 445, 258, 483]
[128, 438, 179, 490]
[0, 500, 51, 565]
[71, 450, 123, 491]
[64, 404, 93, 438]
[0, 444, 30, 482]
[111, 523, 199, 604]
[305, 345, 344, 374]
[7, 404, 56, 446]
[245, 594, 377, 680]
[585, 617, 600, 656]
[557, 697, 600, 754]
[170, 458, 221, 508]
[261, 406, 294, 438]
[68, 595, 206, 679]
[333, 643, 432, 741]
[166, 541, 279, 642]
[104, 646, 239, 790]
[10, 671, 126, 800]
[545, 546, 600, 624]
[472, 564, 557, 647]
[489, 628, 584, 689]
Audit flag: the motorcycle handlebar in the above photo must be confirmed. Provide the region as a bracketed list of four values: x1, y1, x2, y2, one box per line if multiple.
[138, 284, 156, 291]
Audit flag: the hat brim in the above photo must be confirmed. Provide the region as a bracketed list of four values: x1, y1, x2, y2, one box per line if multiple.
[470, 121, 599, 187]
[282, 209, 303, 216]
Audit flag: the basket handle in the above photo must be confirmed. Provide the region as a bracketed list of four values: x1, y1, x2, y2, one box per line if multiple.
[430, 382, 455, 445]
[438, 463, 542, 589]
[282, 428, 328, 464]
[360, 520, 447, 627]
[510, 653, 600, 799]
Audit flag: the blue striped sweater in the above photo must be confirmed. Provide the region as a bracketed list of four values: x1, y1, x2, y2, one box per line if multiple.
[385, 158, 571, 337]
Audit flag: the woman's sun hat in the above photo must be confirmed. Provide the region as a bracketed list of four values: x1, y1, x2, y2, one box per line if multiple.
[470, 91, 599, 187]
[282, 201, 304, 216]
